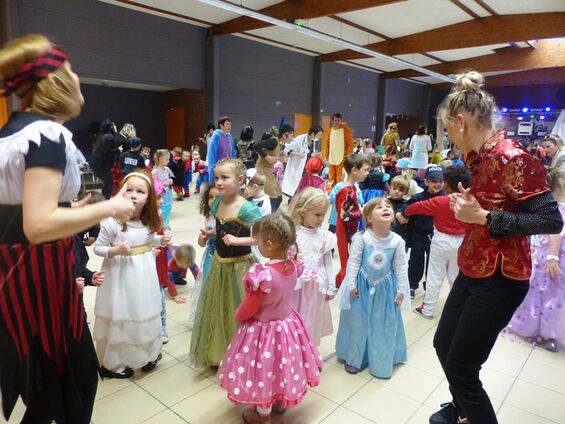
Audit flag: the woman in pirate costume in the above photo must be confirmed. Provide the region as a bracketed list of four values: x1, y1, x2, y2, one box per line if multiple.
[0, 35, 134, 423]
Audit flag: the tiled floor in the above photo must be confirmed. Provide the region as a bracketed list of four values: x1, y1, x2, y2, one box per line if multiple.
[5, 193, 565, 423]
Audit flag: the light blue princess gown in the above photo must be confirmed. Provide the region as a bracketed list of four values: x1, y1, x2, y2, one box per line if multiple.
[335, 229, 410, 378]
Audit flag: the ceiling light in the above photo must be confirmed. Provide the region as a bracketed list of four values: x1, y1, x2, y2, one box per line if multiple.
[198, 0, 455, 83]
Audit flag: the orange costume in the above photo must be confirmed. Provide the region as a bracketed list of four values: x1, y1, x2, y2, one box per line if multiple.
[322, 123, 353, 186]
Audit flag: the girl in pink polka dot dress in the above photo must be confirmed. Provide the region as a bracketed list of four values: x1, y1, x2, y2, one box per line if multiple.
[217, 214, 323, 424]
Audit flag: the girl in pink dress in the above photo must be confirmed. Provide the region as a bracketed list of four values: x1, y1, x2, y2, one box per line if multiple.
[290, 188, 337, 345]
[217, 214, 323, 424]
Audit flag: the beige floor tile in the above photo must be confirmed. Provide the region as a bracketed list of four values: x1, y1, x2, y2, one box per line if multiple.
[406, 342, 444, 377]
[171, 384, 243, 424]
[1, 398, 26, 423]
[497, 404, 558, 424]
[95, 375, 134, 400]
[162, 332, 191, 362]
[417, 327, 437, 349]
[136, 362, 215, 407]
[404, 319, 436, 343]
[424, 379, 451, 409]
[378, 364, 442, 403]
[164, 318, 191, 338]
[405, 404, 437, 424]
[343, 382, 420, 424]
[484, 342, 530, 377]
[529, 345, 565, 368]
[276, 391, 338, 424]
[92, 384, 166, 424]
[519, 357, 565, 394]
[311, 362, 369, 404]
[480, 367, 516, 401]
[319, 406, 376, 424]
[142, 409, 188, 423]
[506, 379, 565, 423]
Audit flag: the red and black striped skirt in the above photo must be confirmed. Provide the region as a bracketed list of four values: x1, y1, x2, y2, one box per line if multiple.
[0, 237, 98, 423]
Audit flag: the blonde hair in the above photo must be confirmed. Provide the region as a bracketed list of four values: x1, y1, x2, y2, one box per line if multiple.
[216, 157, 247, 180]
[252, 213, 296, 252]
[367, 153, 382, 169]
[362, 197, 393, 227]
[389, 175, 410, 193]
[154, 149, 170, 165]
[121, 123, 136, 138]
[248, 170, 266, 186]
[0, 34, 82, 120]
[437, 70, 497, 129]
[174, 244, 196, 266]
[290, 187, 330, 225]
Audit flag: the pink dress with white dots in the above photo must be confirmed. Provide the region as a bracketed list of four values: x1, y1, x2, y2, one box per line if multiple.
[217, 260, 323, 409]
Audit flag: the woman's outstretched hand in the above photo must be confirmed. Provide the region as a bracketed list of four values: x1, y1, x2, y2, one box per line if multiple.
[450, 182, 488, 225]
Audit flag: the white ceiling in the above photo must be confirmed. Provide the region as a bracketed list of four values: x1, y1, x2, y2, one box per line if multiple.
[482, 0, 565, 14]
[98, 0, 565, 83]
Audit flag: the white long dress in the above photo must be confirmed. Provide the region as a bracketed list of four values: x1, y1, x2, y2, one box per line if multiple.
[281, 134, 309, 197]
[93, 218, 163, 370]
[409, 135, 432, 169]
[292, 226, 337, 345]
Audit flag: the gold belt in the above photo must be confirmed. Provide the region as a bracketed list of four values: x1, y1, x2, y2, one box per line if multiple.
[127, 243, 153, 256]
[213, 252, 254, 264]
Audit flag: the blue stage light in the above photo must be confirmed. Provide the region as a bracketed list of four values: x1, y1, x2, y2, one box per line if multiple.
[545, 107, 551, 112]
[522, 107, 529, 113]
[501, 107, 508, 112]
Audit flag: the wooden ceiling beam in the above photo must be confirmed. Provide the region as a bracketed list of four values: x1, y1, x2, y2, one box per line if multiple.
[320, 12, 565, 61]
[434, 67, 565, 88]
[212, 0, 404, 35]
[382, 39, 564, 79]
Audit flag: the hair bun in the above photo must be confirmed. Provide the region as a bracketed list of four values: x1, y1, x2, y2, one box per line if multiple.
[454, 71, 484, 92]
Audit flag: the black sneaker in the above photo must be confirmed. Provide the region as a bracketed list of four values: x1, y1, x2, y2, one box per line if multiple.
[429, 402, 458, 424]
[142, 353, 162, 372]
[410, 289, 416, 300]
[174, 278, 188, 286]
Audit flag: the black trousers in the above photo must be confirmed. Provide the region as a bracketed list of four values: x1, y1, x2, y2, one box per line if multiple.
[20, 372, 98, 424]
[433, 272, 529, 424]
[94, 169, 113, 199]
[408, 235, 430, 290]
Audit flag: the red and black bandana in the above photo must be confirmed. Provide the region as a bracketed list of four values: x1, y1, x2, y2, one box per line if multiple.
[1, 45, 68, 97]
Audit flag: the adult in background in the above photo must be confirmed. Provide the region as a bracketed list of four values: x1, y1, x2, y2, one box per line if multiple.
[322, 113, 354, 187]
[409, 125, 432, 170]
[254, 125, 294, 212]
[542, 134, 565, 172]
[236, 124, 257, 169]
[430, 70, 563, 424]
[282, 125, 323, 199]
[90, 119, 120, 199]
[207, 116, 236, 184]
[0, 34, 134, 424]
[380, 122, 399, 152]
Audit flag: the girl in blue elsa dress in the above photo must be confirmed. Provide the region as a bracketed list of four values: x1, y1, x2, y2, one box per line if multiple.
[335, 197, 410, 379]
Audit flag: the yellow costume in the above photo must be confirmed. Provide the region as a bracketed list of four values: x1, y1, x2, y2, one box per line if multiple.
[322, 123, 353, 186]
[380, 122, 399, 149]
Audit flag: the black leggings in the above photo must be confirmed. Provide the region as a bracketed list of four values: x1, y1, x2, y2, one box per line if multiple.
[433, 272, 528, 424]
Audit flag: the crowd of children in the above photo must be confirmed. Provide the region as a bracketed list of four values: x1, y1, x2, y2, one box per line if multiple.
[80, 119, 565, 424]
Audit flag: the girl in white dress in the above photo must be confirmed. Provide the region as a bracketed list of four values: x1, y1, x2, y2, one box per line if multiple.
[94, 170, 171, 378]
[409, 125, 432, 169]
[290, 187, 337, 345]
